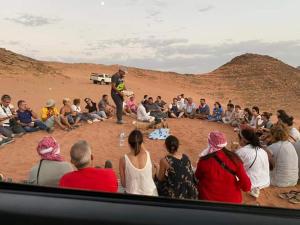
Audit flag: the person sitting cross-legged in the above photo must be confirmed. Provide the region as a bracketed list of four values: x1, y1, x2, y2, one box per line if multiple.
[0, 94, 25, 138]
[207, 102, 223, 122]
[233, 128, 270, 198]
[137, 102, 155, 123]
[222, 103, 235, 124]
[28, 136, 74, 187]
[195, 98, 210, 119]
[155, 96, 167, 112]
[59, 140, 118, 193]
[230, 105, 244, 127]
[40, 99, 70, 131]
[268, 123, 298, 187]
[98, 95, 115, 119]
[17, 100, 53, 133]
[184, 97, 197, 119]
[124, 95, 138, 115]
[168, 98, 184, 119]
[195, 131, 251, 203]
[84, 98, 107, 120]
[72, 98, 98, 124]
[156, 135, 198, 200]
[145, 97, 167, 121]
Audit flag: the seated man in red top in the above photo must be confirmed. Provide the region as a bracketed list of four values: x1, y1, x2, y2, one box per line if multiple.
[59, 140, 118, 193]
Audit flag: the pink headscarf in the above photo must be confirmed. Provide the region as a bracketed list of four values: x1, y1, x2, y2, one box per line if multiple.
[37, 136, 63, 161]
[200, 131, 227, 157]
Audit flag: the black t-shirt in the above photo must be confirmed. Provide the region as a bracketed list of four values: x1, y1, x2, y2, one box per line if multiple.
[111, 73, 125, 94]
[85, 102, 97, 113]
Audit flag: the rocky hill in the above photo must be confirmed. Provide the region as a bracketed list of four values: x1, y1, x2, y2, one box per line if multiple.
[204, 53, 300, 110]
[0, 48, 60, 76]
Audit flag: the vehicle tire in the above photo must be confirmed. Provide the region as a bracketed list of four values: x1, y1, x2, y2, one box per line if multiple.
[100, 80, 105, 85]
[106, 82, 110, 85]
[93, 80, 97, 84]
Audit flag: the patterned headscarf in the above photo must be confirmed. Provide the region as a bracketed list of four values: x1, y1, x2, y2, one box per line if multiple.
[37, 136, 63, 161]
[200, 131, 227, 157]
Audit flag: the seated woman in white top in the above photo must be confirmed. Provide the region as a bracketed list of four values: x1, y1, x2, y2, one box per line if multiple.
[28, 136, 74, 187]
[268, 123, 299, 187]
[293, 141, 300, 183]
[277, 110, 300, 143]
[119, 129, 158, 196]
[249, 106, 263, 129]
[234, 129, 270, 198]
[137, 102, 155, 123]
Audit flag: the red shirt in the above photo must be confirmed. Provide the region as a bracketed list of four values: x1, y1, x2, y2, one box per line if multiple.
[59, 167, 118, 193]
[195, 150, 251, 204]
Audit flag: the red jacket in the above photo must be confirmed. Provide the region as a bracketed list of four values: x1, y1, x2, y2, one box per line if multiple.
[59, 167, 118, 193]
[195, 150, 251, 204]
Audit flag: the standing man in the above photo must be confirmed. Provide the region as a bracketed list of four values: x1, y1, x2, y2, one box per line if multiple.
[111, 67, 127, 124]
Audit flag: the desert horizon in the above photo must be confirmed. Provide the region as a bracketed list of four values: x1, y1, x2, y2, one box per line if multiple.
[0, 47, 300, 209]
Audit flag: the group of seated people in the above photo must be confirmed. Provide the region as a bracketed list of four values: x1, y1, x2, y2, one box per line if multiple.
[2, 114, 298, 204]
[1, 89, 300, 203]
[0, 94, 116, 147]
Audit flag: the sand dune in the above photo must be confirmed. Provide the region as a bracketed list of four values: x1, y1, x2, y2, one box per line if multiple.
[0, 48, 299, 209]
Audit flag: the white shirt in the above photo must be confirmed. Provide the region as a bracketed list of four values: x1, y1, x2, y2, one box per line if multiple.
[137, 104, 154, 122]
[290, 128, 300, 142]
[293, 141, 300, 181]
[268, 141, 299, 187]
[250, 115, 263, 128]
[124, 151, 158, 196]
[184, 103, 197, 113]
[0, 104, 14, 126]
[236, 145, 270, 189]
[177, 100, 186, 111]
[71, 105, 81, 113]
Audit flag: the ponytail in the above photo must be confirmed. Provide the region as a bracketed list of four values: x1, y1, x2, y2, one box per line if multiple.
[128, 129, 143, 156]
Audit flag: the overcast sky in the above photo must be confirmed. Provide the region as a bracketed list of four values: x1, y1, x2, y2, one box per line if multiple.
[1, 0, 300, 73]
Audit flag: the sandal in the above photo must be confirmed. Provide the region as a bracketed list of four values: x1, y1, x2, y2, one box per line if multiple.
[288, 193, 300, 204]
[278, 191, 299, 200]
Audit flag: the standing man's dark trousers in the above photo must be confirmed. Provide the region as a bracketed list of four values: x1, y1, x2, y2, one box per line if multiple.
[111, 92, 123, 122]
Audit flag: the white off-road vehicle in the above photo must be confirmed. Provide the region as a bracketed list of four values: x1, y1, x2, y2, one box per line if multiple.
[90, 73, 112, 85]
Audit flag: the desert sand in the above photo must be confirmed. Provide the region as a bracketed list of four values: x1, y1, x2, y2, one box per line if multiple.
[0, 48, 299, 209]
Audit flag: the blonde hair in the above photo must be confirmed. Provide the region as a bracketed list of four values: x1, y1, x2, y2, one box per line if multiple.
[271, 123, 289, 142]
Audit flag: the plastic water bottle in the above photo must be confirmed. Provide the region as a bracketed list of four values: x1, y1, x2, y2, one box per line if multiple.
[119, 132, 125, 147]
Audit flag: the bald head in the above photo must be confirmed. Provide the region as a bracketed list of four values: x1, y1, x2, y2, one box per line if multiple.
[70, 140, 92, 169]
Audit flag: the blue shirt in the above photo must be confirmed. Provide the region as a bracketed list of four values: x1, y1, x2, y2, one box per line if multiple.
[17, 110, 33, 124]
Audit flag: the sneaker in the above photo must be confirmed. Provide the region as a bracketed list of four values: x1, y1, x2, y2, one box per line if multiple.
[13, 132, 25, 138]
[0, 138, 15, 148]
[92, 119, 100, 123]
[117, 120, 125, 125]
[87, 120, 93, 124]
[250, 187, 260, 198]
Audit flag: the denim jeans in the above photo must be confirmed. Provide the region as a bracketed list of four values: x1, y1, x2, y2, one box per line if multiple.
[23, 120, 48, 133]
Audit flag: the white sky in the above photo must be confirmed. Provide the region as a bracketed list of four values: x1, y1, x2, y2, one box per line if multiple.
[1, 0, 300, 73]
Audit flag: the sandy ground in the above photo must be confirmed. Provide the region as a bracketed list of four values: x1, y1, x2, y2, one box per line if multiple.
[0, 63, 299, 209]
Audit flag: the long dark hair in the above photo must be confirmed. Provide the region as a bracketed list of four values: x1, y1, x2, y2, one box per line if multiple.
[128, 130, 143, 156]
[239, 129, 261, 149]
[165, 135, 179, 154]
[201, 147, 242, 165]
[277, 110, 294, 126]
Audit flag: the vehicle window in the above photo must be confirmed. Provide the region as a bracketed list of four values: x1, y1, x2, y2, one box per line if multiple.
[0, 0, 299, 211]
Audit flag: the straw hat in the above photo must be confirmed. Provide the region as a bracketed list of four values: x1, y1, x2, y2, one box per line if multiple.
[45, 99, 56, 108]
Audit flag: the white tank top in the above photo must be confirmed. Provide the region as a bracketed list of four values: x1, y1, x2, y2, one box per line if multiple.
[124, 151, 158, 196]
